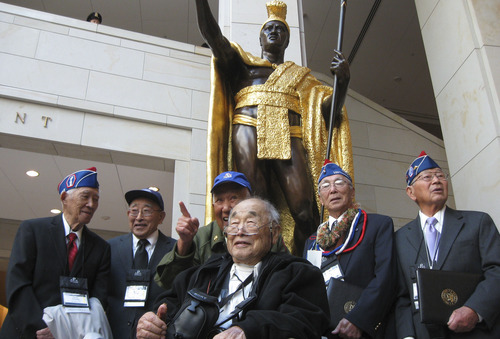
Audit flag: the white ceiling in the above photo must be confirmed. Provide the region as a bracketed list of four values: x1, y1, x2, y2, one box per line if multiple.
[0, 135, 175, 234]
[0, 0, 440, 239]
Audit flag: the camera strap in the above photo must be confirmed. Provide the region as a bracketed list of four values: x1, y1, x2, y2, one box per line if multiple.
[218, 273, 253, 308]
[215, 273, 256, 328]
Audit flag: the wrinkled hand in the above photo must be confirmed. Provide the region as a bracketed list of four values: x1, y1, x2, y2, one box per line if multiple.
[332, 318, 362, 339]
[329, 50, 350, 84]
[213, 326, 246, 339]
[136, 304, 168, 339]
[448, 306, 479, 333]
[176, 201, 200, 256]
[36, 327, 54, 339]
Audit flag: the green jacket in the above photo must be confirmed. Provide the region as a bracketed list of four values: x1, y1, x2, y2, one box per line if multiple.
[154, 220, 288, 289]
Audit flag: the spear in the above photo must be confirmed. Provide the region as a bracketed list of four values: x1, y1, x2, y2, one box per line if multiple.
[326, 0, 347, 160]
[321, 0, 348, 222]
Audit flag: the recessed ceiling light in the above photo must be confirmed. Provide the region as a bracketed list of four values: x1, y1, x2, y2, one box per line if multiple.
[26, 170, 39, 177]
[51, 209, 61, 214]
[148, 186, 159, 192]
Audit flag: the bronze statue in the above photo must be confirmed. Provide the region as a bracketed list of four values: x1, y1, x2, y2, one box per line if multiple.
[199, 0, 354, 255]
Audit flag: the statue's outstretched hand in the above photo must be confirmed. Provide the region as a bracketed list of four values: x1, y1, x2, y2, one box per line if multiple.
[330, 50, 350, 84]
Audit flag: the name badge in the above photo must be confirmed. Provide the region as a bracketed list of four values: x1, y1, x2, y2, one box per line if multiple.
[60, 276, 89, 308]
[323, 264, 343, 283]
[412, 282, 420, 310]
[306, 250, 322, 269]
[124, 269, 150, 308]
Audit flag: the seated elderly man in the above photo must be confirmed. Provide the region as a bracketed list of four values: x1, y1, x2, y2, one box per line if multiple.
[137, 197, 329, 339]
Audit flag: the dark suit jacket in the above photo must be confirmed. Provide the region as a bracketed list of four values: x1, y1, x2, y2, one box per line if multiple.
[0, 214, 110, 339]
[395, 207, 500, 338]
[107, 231, 175, 339]
[304, 213, 397, 338]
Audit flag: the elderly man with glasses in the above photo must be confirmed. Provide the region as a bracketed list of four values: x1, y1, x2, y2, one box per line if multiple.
[304, 160, 396, 339]
[395, 151, 500, 339]
[154, 171, 287, 291]
[107, 188, 175, 339]
[137, 197, 329, 339]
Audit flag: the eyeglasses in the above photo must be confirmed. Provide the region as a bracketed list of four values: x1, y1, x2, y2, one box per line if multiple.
[128, 208, 161, 217]
[224, 222, 272, 236]
[414, 171, 449, 183]
[319, 179, 350, 192]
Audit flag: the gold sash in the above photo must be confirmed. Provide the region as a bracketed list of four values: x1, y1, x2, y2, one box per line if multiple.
[234, 61, 309, 159]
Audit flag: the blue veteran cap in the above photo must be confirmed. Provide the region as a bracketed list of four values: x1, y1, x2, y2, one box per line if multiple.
[318, 159, 352, 184]
[406, 151, 441, 186]
[58, 167, 99, 194]
[125, 188, 164, 211]
[211, 171, 252, 193]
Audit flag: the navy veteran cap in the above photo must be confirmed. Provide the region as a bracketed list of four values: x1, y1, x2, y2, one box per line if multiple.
[318, 159, 352, 184]
[125, 188, 164, 211]
[406, 151, 441, 186]
[58, 167, 99, 194]
[211, 171, 252, 193]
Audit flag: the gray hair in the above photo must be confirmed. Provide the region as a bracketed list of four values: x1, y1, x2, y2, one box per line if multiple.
[228, 196, 280, 228]
[258, 197, 280, 228]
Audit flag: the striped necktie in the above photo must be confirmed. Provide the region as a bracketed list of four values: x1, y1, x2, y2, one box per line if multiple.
[67, 233, 78, 271]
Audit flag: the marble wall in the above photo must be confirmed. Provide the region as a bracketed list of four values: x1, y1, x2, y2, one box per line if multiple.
[415, 0, 500, 226]
[0, 2, 452, 236]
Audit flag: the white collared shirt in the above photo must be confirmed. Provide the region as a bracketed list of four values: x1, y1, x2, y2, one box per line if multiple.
[328, 210, 348, 230]
[62, 214, 83, 248]
[418, 206, 446, 234]
[132, 230, 159, 260]
[217, 262, 261, 329]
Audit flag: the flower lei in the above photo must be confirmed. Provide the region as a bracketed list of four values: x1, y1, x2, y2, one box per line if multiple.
[316, 208, 358, 251]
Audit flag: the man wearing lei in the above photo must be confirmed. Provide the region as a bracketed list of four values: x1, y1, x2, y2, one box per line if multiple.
[304, 160, 396, 339]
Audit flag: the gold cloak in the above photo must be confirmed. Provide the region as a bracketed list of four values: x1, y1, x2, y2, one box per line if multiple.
[205, 42, 353, 251]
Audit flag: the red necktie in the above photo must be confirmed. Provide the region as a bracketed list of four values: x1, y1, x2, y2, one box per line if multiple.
[67, 233, 78, 271]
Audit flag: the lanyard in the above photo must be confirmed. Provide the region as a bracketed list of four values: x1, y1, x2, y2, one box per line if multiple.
[423, 232, 441, 269]
[218, 273, 253, 308]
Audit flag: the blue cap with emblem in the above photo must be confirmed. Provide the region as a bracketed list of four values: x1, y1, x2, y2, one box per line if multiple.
[405, 151, 441, 186]
[58, 167, 99, 194]
[318, 159, 352, 184]
[125, 188, 164, 211]
[211, 171, 252, 193]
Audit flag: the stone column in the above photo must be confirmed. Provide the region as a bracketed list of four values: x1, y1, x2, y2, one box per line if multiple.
[415, 0, 500, 226]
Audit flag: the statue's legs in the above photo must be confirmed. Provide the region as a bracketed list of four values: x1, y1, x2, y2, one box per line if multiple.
[232, 125, 319, 255]
[272, 138, 319, 255]
[232, 124, 271, 197]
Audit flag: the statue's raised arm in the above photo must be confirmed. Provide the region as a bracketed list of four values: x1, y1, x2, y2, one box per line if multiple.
[195, 0, 243, 77]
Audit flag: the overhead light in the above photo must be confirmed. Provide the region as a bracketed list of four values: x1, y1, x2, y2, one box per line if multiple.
[148, 186, 159, 192]
[51, 209, 61, 214]
[26, 170, 39, 177]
